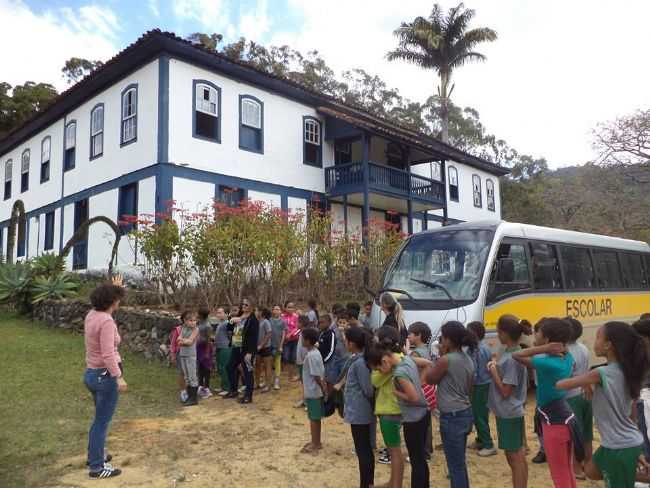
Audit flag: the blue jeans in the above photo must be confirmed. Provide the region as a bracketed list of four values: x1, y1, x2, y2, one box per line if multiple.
[84, 368, 119, 472]
[440, 407, 473, 488]
[637, 400, 650, 460]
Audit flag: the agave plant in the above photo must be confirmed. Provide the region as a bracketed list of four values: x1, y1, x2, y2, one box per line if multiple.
[31, 253, 65, 280]
[30, 274, 79, 304]
[0, 262, 33, 312]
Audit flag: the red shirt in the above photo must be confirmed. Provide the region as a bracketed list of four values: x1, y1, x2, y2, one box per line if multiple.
[84, 309, 122, 377]
[282, 312, 300, 341]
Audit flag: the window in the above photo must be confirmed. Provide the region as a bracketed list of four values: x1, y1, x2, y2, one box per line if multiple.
[193, 81, 220, 141]
[73, 199, 89, 270]
[40, 137, 50, 183]
[17, 215, 26, 258]
[303, 117, 322, 167]
[487, 241, 531, 303]
[561, 246, 594, 289]
[118, 183, 138, 234]
[593, 250, 623, 289]
[448, 166, 459, 202]
[121, 85, 137, 145]
[239, 96, 263, 153]
[472, 174, 482, 208]
[217, 185, 245, 208]
[335, 141, 352, 164]
[619, 253, 646, 289]
[44, 211, 55, 251]
[486, 179, 495, 211]
[530, 242, 562, 289]
[4, 160, 11, 200]
[90, 104, 104, 159]
[64, 121, 76, 171]
[20, 150, 29, 193]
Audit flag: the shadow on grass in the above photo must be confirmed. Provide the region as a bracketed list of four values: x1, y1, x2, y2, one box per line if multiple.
[0, 312, 180, 488]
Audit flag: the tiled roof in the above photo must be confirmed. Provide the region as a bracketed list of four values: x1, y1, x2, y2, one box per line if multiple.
[0, 29, 509, 176]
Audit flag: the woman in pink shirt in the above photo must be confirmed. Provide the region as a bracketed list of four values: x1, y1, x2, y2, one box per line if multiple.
[84, 282, 127, 480]
[281, 301, 300, 382]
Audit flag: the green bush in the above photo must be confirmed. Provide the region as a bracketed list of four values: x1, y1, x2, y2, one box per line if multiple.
[0, 262, 33, 312]
[31, 274, 79, 303]
[31, 253, 65, 279]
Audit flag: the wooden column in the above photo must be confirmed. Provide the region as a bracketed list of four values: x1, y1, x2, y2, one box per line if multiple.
[361, 132, 370, 285]
[440, 159, 449, 226]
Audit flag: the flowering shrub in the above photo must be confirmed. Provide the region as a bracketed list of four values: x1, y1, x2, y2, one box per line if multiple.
[129, 199, 406, 309]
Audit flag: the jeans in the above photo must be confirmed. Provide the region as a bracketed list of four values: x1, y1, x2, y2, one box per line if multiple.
[440, 407, 473, 488]
[542, 424, 576, 488]
[637, 400, 650, 461]
[471, 383, 493, 449]
[84, 368, 119, 472]
[228, 347, 255, 399]
[403, 413, 430, 488]
[351, 424, 375, 488]
[282, 340, 297, 364]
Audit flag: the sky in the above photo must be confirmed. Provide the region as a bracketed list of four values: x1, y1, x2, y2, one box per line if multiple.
[1, 0, 650, 168]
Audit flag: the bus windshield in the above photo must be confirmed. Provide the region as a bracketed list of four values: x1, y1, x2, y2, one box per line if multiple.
[384, 229, 494, 305]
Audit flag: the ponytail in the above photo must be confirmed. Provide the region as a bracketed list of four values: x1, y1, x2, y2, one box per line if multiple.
[380, 292, 406, 332]
[497, 315, 533, 342]
[603, 321, 650, 398]
[441, 321, 478, 353]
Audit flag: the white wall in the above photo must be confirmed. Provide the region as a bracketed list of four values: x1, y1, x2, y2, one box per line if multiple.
[168, 59, 334, 192]
[88, 189, 119, 271]
[248, 190, 281, 208]
[28, 216, 39, 257]
[288, 197, 307, 228]
[173, 177, 215, 214]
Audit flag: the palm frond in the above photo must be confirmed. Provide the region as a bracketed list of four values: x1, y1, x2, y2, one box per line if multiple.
[449, 52, 487, 69]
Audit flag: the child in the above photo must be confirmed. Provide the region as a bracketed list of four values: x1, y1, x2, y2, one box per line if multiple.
[366, 326, 405, 488]
[633, 318, 650, 481]
[408, 321, 435, 461]
[270, 305, 287, 390]
[424, 321, 476, 488]
[531, 320, 546, 464]
[213, 307, 231, 396]
[177, 311, 200, 406]
[225, 298, 259, 404]
[487, 315, 532, 488]
[513, 318, 580, 488]
[307, 299, 320, 327]
[255, 307, 273, 393]
[169, 320, 187, 402]
[196, 308, 213, 398]
[318, 314, 337, 395]
[282, 301, 300, 382]
[301, 326, 326, 454]
[294, 314, 311, 408]
[467, 321, 496, 457]
[343, 326, 375, 488]
[346, 302, 362, 327]
[359, 301, 373, 330]
[337, 312, 349, 330]
[557, 321, 649, 488]
[564, 317, 593, 479]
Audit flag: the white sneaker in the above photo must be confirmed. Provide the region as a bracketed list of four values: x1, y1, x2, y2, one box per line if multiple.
[273, 377, 280, 390]
[238, 386, 246, 393]
[634, 483, 650, 488]
[218, 390, 229, 397]
[477, 447, 497, 457]
[180, 390, 188, 402]
[294, 399, 305, 408]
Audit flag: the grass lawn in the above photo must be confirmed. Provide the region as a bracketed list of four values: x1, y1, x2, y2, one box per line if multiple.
[0, 312, 179, 488]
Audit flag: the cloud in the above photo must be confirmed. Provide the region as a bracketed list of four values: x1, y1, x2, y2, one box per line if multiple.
[0, 0, 119, 91]
[173, 0, 230, 30]
[238, 0, 270, 42]
[148, 0, 160, 18]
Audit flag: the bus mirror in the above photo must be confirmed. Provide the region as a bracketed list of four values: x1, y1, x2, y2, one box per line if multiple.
[496, 258, 515, 282]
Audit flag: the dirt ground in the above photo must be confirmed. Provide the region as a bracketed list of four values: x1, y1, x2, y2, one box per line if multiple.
[54, 376, 599, 488]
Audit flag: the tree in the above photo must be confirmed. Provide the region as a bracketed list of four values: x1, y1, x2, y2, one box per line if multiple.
[0, 82, 58, 139]
[387, 3, 497, 142]
[61, 57, 104, 84]
[187, 32, 223, 51]
[593, 109, 650, 167]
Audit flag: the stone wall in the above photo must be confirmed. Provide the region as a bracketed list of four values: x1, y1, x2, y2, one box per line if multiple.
[32, 299, 180, 363]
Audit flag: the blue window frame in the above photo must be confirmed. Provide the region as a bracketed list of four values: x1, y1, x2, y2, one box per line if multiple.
[20, 149, 29, 193]
[4, 159, 11, 200]
[40, 136, 51, 183]
[64, 121, 76, 171]
[217, 185, 245, 208]
[120, 84, 137, 146]
[44, 211, 55, 251]
[239, 95, 263, 153]
[193, 80, 221, 142]
[90, 103, 104, 159]
[16, 215, 26, 258]
[303, 116, 322, 167]
[73, 199, 89, 270]
[118, 182, 138, 234]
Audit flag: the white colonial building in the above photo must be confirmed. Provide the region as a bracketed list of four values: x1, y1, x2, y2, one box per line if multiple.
[0, 30, 508, 272]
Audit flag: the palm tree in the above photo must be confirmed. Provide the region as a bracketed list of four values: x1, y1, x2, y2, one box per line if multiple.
[387, 3, 497, 143]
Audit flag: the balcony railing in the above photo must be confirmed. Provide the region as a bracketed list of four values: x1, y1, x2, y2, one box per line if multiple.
[325, 161, 445, 206]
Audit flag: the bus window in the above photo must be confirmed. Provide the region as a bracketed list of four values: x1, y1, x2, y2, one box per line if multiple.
[561, 246, 594, 289]
[619, 253, 645, 289]
[593, 250, 623, 289]
[530, 242, 562, 290]
[487, 242, 531, 303]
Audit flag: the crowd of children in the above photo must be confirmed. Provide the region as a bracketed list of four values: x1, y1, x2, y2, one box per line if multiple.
[168, 298, 650, 488]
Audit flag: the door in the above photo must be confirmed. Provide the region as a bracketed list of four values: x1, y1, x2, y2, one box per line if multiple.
[73, 199, 88, 270]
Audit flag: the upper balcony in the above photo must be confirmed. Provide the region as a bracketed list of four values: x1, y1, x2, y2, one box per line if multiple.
[325, 161, 445, 210]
